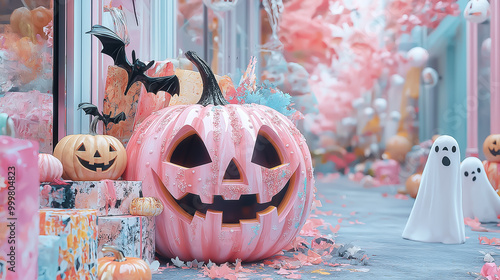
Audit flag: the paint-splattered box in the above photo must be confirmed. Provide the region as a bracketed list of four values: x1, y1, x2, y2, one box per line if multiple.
[39, 180, 142, 216]
[39, 208, 98, 280]
[98, 215, 155, 263]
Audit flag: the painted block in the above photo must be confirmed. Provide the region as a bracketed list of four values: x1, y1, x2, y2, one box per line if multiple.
[40, 180, 142, 216]
[373, 159, 401, 184]
[38, 235, 61, 280]
[98, 215, 155, 263]
[39, 208, 98, 280]
[0, 136, 39, 280]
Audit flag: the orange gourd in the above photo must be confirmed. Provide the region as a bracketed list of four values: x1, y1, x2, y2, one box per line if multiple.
[98, 245, 152, 280]
[129, 197, 164, 216]
[10, 6, 52, 41]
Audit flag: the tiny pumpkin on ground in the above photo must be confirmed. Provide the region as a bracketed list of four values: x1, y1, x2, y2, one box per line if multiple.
[98, 245, 152, 280]
[129, 197, 164, 216]
[53, 103, 127, 181]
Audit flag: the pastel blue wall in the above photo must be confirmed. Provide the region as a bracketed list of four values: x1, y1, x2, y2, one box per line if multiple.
[420, 0, 468, 159]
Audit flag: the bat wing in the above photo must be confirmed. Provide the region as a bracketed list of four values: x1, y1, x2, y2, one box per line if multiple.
[78, 103, 101, 118]
[87, 25, 132, 75]
[141, 75, 181, 96]
[109, 112, 127, 124]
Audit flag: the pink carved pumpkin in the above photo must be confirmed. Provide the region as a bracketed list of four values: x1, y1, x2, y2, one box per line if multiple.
[124, 52, 314, 263]
[39, 153, 63, 183]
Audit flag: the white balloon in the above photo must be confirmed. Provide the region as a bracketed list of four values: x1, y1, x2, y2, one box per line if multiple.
[373, 98, 387, 114]
[421, 67, 439, 89]
[390, 74, 405, 87]
[407, 47, 429, 68]
[389, 111, 401, 122]
[482, 38, 491, 57]
[363, 107, 375, 119]
[464, 0, 490, 23]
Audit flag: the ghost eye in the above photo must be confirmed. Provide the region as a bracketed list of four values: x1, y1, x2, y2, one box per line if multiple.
[452, 146, 456, 153]
[477, 168, 481, 173]
[435, 146, 439, 153]
[78, 144, 86, 151]
[169, 133, 212, 168]
[464, 171, 469, 177]
[252, 131, 282, 169]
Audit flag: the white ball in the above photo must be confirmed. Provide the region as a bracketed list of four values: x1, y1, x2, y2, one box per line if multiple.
[390, 74, 405, 87]
[464, 0, 490, 23]
[407, 47, 429, 68]
[373, 98, 387, 114]
[364, 107, 375, 120]
[421, 67, 439, 89]
[482, 38, 491, 57]
[390, 111, 401, 122]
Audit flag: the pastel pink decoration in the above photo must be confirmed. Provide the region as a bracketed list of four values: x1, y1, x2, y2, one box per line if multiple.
[0, 91, 53, 153]
[124, 52, 314, 263]
[38, 153, 63, 183]
[373, 159, 401, 185]
[467, 20, 479, 157]
[0, 136, 39, 280]
[491, 0, 500, 134]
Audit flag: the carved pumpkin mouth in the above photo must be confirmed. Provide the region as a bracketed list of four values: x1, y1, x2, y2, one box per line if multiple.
[489, 148, 500, 157]
[154, 171, 295, 226]
[77, 156, 116, 172]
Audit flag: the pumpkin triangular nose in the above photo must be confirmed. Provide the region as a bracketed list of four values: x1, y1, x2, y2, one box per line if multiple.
[94, 151, 101, 157]
[223, 159, 241, 180]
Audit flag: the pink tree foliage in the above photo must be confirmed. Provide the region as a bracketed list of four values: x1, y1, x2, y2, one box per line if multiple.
[279, 0, 459, 136]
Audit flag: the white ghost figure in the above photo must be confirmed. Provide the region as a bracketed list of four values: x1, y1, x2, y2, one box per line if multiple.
[464, 0, 490, 24]
[461, 157, 500, 223]
[402, 135, 465, 244]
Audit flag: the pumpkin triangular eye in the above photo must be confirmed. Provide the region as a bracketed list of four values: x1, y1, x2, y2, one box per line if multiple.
[78, 144, 86, 151]
[252, 133, 282, 168]
[169, 133, 211, 168]
[109, 145, 116, 152]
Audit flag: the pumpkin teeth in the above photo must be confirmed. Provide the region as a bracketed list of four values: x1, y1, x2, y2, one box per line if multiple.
[168, 179, 291, 224]
[77, 156, 116, 172]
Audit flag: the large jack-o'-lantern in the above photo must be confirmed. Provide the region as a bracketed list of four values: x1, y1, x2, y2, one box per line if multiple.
[124, 51, 315, 263]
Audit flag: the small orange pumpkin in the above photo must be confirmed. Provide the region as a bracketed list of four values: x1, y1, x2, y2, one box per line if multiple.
[10, 6, 52, 41]
[129, 197, 164, 216]
[483, 134, 500, 162]
[54, 103, 127, 181]
[98, 245, 152, 280]
[405, 173, 422, 199]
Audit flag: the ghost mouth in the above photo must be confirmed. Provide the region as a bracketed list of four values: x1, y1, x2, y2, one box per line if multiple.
[77, 156, 116, 171]
[442, 156, 451, 167]
[473, 176, 477, 182]
[489, 148, 500, 157]
[154, 171, 295, 225]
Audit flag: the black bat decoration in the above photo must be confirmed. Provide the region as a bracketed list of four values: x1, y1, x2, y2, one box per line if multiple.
[78, 103, 126, 128]
[86, 25, 180, 97]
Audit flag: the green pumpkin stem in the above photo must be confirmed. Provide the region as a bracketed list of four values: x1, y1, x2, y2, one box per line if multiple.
[185, 51, 229, 106]
[102, 245, 127, 262]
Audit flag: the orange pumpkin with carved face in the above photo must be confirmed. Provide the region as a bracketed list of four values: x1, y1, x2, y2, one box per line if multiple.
[483, 134, 500, 162]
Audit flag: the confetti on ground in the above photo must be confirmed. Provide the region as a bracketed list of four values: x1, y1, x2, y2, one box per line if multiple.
[479, 236, 500, 246]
